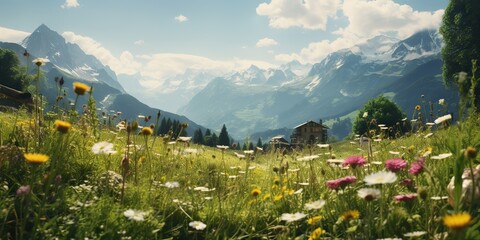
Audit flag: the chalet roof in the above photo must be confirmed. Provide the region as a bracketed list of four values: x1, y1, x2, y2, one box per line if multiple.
[293, 120, 329, 129]
[269, 135, 289, 144]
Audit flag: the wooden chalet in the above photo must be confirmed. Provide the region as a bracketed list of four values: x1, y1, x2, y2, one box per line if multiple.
[269, 135, 290, 148]
[0, 84, 33, 110]
[290, 120, 328, 147]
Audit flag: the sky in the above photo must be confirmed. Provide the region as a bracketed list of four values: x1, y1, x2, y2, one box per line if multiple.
[0, 0, 448, 90]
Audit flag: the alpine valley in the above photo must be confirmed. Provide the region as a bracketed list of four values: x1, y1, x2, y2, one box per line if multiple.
[0, 25, 460, 141]
[177, 29, 459, 140]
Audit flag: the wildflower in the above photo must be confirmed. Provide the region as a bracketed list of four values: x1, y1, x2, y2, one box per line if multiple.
[178, 136, 192, 142]
[16, 185, 31, 197]
[403, 231, 426, 238]
[308, 227, 325, 240]
[297, 155, 320, 161]
[140, 127, 153, 136]
[305, 199, 326, 210]
[274, 194, 283, 201]
[24, 153, 49, 164]
[189, 221, 207, 230]
[262, 193, 271, 201]
[32, 57, 49, 67]
[244, 150, 254, 154]
[438, 98, 445, 105]
[464, 147, 478, 159]
[307, 215, 322, 225]
[364, 171, 397, 185]
[415, 105, 421, 111]
[443, 212, 471, 230]
[123, 209, 148, 221]
[340, 210, 360, 220]
[431, 153, 453, 160]
[54, 120, 71, 133]
[216, 145, 229, 150]
[357, 188, 381, 201]
[394, 193, 417, 202]
[73, 82, 90, 95]
[409, 157, 425, 175]
[326, 176, 357, 190]
[251, 188, 261, 197]
[91, 141, 117, 154]
[164, 181, 180, 188]
[363, 112, 368, 118]
[385, 158, 407, 172]
[434, 114, 452, 125]
[342, 155, 367, 168]
[280, 212, 307, 223]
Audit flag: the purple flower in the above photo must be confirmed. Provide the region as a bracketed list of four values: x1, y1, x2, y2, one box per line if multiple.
[326, 176, 357, 190]
[16, 185, 31, 197]
[385, 158, 408, 172]
[343, 155, 367, 168]
[394, 193, 417, 202]
[409, 157, 425, 175]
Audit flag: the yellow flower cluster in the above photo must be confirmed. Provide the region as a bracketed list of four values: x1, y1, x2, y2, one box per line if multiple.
[24, 153, 49, 164]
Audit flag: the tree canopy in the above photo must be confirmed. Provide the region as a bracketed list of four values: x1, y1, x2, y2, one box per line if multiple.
[0, 49, 29, 91]
[352, 96, 408, 137]
[440, 0, 480, 108]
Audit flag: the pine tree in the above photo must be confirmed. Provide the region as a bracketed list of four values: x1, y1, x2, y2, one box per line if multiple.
[218, 124, 230, 146]
[193, 128, 205, 144]
[256, 138, 263, 148]
[210, 133, 218, 147]
[248, 142, 254, 151]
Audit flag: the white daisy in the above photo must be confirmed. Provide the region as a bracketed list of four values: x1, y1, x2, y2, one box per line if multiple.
[164, 181, 180, 188]
[91, 141, 117, 154]
[403, 231, 427, 238]
[297, 155, 320, 161]
[434, 114, 452, 125]
[357, 188, 381, 201]
[123, 209, 148, 221]
[364, 171, 397, 185]
[189, 221, 207, 230]
[304, 200, 326, 210]
[431, 153, 453, 160]
[280, 212, 307, 223]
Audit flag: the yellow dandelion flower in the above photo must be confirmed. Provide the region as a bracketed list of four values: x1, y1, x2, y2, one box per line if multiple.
[283, 188, 294, 195]
[262, 193, 271, 201]
[408, 145, 415, 153]
[141, 127, 153, 136]
[415, 105, 421, 111]
[272, 184, 278, 190]
[307, 215, 323, 225]
[24, 153, 49, 164]
[443, 212, 471, 230]
[274, 176, 280, 185]
[251, 188, 261, 197]
[54, 120, 71, 133]
[340, 210, 360, 220]
[73, 82, 90, 95]
[308, 228, 325, 240]
[273, 194, 283, 202]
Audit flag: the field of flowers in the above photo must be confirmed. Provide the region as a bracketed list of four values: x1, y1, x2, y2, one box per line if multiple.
[1, 83, 480, 239]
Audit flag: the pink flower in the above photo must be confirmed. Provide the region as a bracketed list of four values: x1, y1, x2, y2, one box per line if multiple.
[16, 185, 31, 197]
[326, 176, 357, 190]
[343, 155, 367, 168]
[385, 158, 408, 172]
[400, 178, 414, 186]
[394, 193, 417, 202]
[409, 157, 425, 175]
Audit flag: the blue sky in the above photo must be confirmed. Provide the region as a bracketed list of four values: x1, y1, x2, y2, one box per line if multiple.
[0, 0, 448, 87]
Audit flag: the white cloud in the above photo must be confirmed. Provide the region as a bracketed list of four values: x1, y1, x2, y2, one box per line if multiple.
[256, 38, 278, 48]
[256, 0, 341, 30]
[174, 15, 188, 23]
[61, 0, 80, 9]
[274, 0, 444, 64]
[0, 26, 29, 43]
[62, 31, 141, 75]
[134, 40, 144, 45]
[340, 0, 444, 39]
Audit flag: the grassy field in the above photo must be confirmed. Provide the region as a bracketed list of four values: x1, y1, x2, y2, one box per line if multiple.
[0, 103, 479, 239]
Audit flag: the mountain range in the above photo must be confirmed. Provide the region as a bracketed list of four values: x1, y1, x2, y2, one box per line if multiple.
[0, 25, 460, 141]
[0, 24, 204, 135]
[178, 29, 458, 140]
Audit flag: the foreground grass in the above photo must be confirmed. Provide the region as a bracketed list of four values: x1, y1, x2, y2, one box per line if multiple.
[0, 108, 479, 240]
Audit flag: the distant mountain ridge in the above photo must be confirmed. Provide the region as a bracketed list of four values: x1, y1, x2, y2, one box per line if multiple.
[180, 29, 458, 139]
[0, 24, 205, 135]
